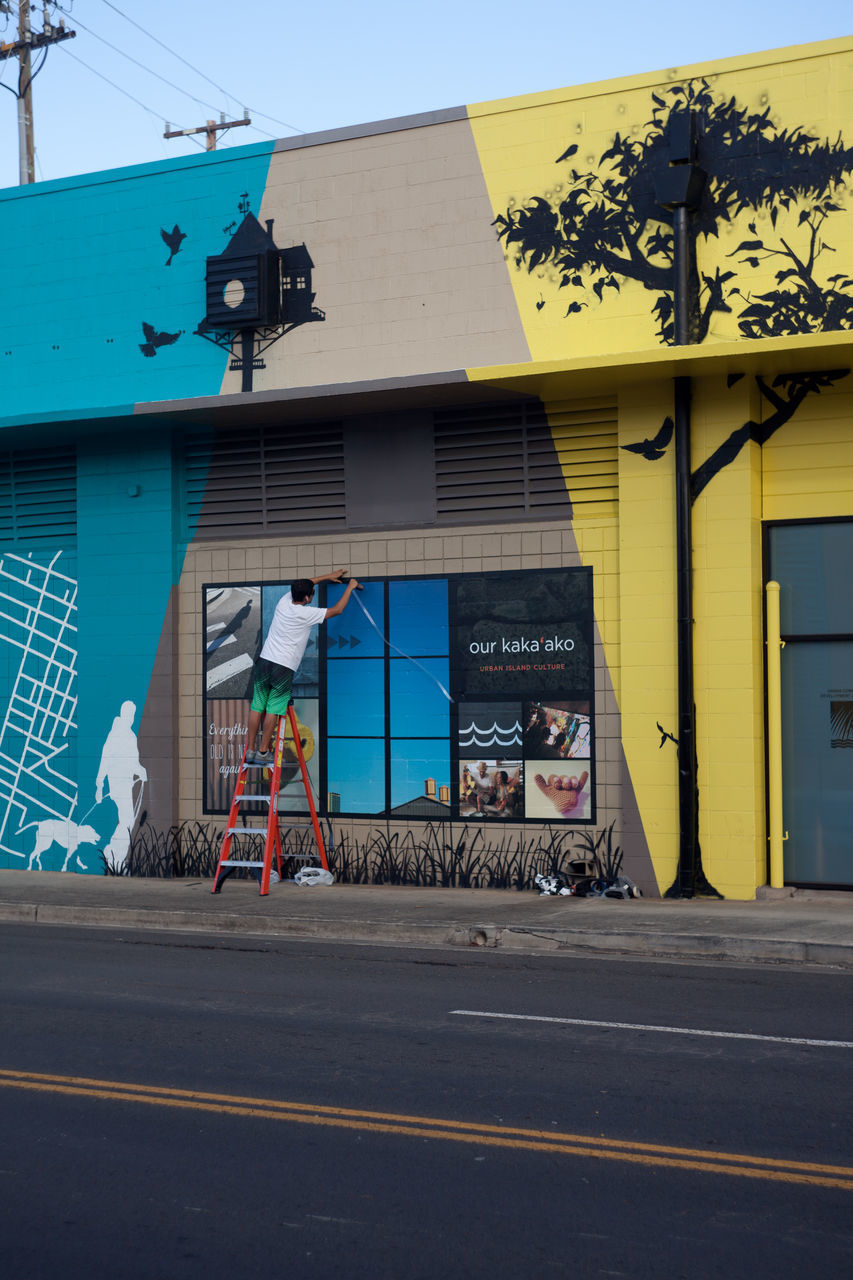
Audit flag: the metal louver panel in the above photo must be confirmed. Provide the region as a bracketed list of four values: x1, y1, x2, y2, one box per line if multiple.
[183, 421, 346, 538]
[547, 399, 618, 514]
[434, 401, 571, 523]
[0, 445, 77, 544]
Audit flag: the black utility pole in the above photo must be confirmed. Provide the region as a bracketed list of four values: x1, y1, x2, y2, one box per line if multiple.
[0, 2, 75, 183]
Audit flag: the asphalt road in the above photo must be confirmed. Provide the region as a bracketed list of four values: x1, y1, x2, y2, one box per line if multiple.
[1, 924, 851, 1279]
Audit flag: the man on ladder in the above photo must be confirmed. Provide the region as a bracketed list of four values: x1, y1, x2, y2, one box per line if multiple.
[212, 568, 361, 895]
[247, 568, 360, 765]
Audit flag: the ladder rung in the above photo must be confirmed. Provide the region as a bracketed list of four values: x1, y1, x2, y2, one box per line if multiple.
[237, 796, 272, 805]
[227, 826, 266, 835]
[219, 859, 265, 868]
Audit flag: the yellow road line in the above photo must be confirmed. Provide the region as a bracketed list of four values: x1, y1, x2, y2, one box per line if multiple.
[1, 1068, 850, 1190]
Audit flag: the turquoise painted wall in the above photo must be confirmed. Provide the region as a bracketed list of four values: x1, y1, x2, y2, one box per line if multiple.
[0, 142, 272, 870]
[0, 143, 273, 425]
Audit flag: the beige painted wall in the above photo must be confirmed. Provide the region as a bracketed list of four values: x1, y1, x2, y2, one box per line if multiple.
[217, 118, 531, 395]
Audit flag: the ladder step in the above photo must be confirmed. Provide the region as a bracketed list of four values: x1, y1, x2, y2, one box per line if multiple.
[227, 826, 266, 836]
[236, 796, 272, 805]
[219, 859, 266, 868]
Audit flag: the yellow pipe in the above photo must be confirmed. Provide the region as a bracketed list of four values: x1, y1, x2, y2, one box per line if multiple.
[765, 581, 785, 888]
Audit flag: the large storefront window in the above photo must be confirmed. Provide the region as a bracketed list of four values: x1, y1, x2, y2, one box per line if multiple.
[202, 568, 596, 825]
[768, 520, 853, 886]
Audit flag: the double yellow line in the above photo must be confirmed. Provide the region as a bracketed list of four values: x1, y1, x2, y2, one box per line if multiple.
[1, 1068, 851, 1190]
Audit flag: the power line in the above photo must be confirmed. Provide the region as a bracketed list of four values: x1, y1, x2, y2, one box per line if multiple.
[94, 0, 306, 134]
[57, 41, 174, 125]
[54, 2, 286, 142]
[55, 4, 251, 124]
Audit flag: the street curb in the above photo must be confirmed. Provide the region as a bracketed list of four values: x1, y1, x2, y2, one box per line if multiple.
[1, 902, 851, 968]
[498, 925, 853, 968]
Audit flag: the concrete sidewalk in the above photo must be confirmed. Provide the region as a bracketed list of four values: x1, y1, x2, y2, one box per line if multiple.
[0, 870, 851, 968]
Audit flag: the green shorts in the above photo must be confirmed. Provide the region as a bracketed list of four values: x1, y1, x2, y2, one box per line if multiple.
[250, 658, 294, 715]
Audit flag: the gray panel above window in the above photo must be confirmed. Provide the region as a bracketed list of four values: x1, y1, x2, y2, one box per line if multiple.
[180, 397, 600, 541]
[344, 412, 436, 529]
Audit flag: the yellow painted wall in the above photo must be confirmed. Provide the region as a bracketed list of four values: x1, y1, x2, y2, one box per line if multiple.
[762, 376, 853, 521]
[614, 386, 680, 894]
[535, 370, 853, 898]
[691, 376, 767, 899]
[466, 39, 853, 895]
[468, 38, 853, 363]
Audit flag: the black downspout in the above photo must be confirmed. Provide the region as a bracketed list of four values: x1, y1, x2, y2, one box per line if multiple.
[658, 119, 720, 898]
[671, 371, 699, 896]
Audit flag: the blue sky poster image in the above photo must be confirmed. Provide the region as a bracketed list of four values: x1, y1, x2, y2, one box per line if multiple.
[325, 578, 451, 815]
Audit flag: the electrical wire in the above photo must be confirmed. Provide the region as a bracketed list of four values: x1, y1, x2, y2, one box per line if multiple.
[56, 41, 186, 127]
[94, 0, 306, 134]
[54, 3, 278, 136]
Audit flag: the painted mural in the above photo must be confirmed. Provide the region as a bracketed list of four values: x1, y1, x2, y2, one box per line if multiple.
[0, 549, 150, 873]
[0, 551, 81, 867]
[494, 78, 853, 346]
[619, 370, 851, 499]
[0, 144, 274, 424]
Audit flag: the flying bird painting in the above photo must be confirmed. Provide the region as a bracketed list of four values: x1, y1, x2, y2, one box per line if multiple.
[621, 416, 674, 461]
[160, 224, 187, 265]
[139, 322, 181, 357]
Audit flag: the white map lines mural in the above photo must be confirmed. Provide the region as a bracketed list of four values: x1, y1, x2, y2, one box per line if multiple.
[0, 550, 80, 865]
[0, 550, 150, 872]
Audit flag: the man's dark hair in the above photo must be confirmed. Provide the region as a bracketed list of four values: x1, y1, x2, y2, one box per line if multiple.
[291, 578, 315, 603]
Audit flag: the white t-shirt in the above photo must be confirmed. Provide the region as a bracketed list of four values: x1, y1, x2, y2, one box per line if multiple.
[260, 592, 327, 671]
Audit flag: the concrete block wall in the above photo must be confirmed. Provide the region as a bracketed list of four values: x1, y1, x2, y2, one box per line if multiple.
[176, 519, 646, 886]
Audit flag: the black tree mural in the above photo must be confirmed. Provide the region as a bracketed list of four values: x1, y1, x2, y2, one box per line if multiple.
[621, 369, 850, 497]
[495, 79, 853, 344]
[691, 369, 849, 499]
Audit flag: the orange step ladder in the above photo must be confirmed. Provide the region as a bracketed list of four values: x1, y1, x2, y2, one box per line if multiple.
[211, 703, 330, 896]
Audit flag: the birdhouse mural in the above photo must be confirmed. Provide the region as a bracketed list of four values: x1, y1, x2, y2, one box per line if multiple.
[280, 245, 316, 325]
[196, 196, 324, 390]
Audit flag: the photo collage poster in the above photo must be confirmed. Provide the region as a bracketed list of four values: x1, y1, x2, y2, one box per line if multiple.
[202, 568, 595, 823]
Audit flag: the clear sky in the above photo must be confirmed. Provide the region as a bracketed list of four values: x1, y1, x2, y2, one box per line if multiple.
[0, 1, 849, 189]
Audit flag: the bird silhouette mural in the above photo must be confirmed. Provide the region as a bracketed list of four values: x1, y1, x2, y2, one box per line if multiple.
[622, 416, 674, 461]
[656, 721, 678, 749]
[160, 224, 187, 266]
[139, 322, 181, 357]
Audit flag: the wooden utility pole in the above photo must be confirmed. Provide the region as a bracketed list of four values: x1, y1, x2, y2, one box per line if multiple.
[164, 111, 251, 151]
[0, 1, 75, 183]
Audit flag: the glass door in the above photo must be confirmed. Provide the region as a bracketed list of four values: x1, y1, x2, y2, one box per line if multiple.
[767, 521, 853, 886]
